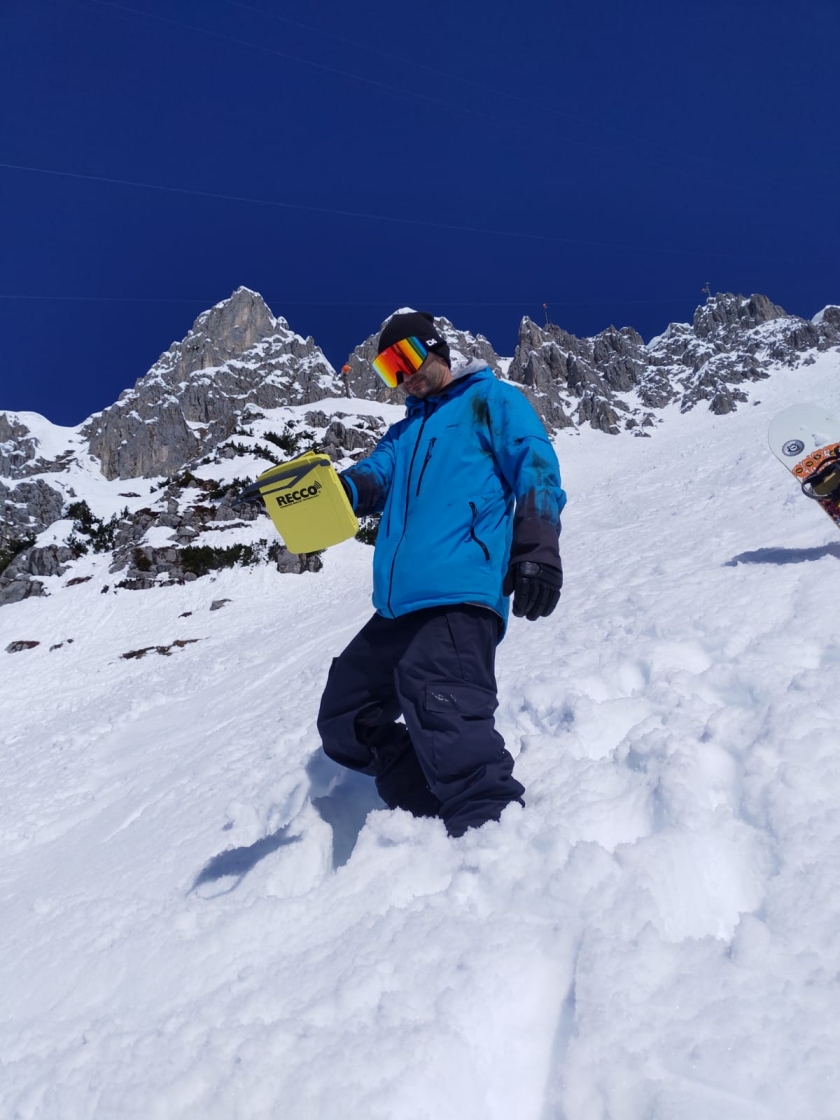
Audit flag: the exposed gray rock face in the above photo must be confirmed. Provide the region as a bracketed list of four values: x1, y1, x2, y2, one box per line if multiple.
[813, 305, 840, 330]
[84, 288, 343, 480]
[1, 480, 66, 548]
[0, 413, 80, 480]
[0, 415, 81, 598]
[507, 318, 652, 433]
[692, 293, 786, 338]
[508, 292, 840, 432]
[0, 404, 379, 604]
[0, 578, 46, 607]
[650, 292, 840, 414]
[310, 412, 385, 461]
[340, 312, 503, 402]
[24, 544, 77, 577]
[0, 414, 39, 477]
[99, 415, 380, 590]
[106, 475, 324, 589]
[0, 544, 77, 605]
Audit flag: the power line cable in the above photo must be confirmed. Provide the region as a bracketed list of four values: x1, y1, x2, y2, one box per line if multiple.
[0, 161, 819, 266]
[221, 0, 726, 172]
[0, 293, 702, 308]
[70, 0, 579, 148]
[60, 0, 750, 192]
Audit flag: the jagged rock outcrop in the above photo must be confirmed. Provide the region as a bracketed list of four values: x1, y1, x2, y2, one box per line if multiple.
[814, 306, 840, 329]
[304, 412, 385, 460]
[84, 288, 343, 480]
[98, 415, 380, 589]
[0, 409, 389, 604]
[692, 293, 786, 337]
[650, 293, 840, 414]
[0, 404, 389, 604]
[0, 414, 39, 477]
[0, 414, 79, 480]
[506, 321, 606, 434]
[340, 311, 503, 402]
[105, 480, 323, 590]
[0, 479, 66, 548]
[0, 545, 78, 606]
[508, 292, 840, 432]
[507, 318, 651, 434]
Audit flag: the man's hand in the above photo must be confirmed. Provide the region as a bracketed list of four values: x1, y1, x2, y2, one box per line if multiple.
[503, 560, 562, 621]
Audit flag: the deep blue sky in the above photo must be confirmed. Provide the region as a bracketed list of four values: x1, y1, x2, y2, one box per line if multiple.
[2, 0, 838, 425]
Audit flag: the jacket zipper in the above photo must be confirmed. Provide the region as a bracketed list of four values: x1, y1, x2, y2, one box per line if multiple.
[469, 501, 491, 561]
[415, 437, 436, 496]
[386, 405, 430, 614]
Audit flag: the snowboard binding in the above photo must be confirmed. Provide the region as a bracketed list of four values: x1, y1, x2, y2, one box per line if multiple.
[796, 444, 840, 501]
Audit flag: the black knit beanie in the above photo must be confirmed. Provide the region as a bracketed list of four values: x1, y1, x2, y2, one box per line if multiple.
[377, 310, 451, 368]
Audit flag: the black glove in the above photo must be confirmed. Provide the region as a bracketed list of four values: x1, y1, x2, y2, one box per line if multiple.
[503, 560, 562, 621]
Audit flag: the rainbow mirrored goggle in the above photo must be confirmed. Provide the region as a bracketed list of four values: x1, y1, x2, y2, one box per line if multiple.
[372, 336, 429, 388]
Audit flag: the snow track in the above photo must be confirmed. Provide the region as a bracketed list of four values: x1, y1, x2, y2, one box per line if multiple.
[2, 355, 840, 1118]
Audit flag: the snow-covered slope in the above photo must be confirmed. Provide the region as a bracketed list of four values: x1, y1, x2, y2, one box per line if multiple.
[2, 352, 840, 1119]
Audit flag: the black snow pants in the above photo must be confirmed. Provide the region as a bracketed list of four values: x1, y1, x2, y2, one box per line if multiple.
[316, 605, 524, 837]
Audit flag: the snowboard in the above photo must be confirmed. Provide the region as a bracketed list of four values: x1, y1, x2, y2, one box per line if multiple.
[768, 404, 840, 530]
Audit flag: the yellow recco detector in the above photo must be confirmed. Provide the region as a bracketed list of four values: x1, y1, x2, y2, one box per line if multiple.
[247, 451, 358, 553]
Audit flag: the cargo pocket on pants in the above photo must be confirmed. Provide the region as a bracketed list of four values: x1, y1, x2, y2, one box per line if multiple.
[423, 680, 501, 777]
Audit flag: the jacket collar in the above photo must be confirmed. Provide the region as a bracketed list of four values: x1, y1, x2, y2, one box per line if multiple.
[404, 362, 493, 414]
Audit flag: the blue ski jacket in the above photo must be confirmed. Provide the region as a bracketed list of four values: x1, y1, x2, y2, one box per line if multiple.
[341, 364, 567, 626]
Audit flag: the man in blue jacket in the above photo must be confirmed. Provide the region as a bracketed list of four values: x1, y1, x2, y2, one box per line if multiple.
[317, 311, 566, 837]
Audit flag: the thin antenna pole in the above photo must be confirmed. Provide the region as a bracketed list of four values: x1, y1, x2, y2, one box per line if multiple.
[542, 302, 551, 326]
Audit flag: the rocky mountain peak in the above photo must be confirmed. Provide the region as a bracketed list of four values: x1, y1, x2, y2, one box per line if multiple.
[178, 287, 280, 376]
[83, 289, 341, 480]
[693, 292, 788, 339]
[507, 292, 840, 433]
[122, 286, 282, 397]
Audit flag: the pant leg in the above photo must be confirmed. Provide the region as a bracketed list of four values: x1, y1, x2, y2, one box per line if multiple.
[316, 613, 441, 817]
[394, 605, 525, 837]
